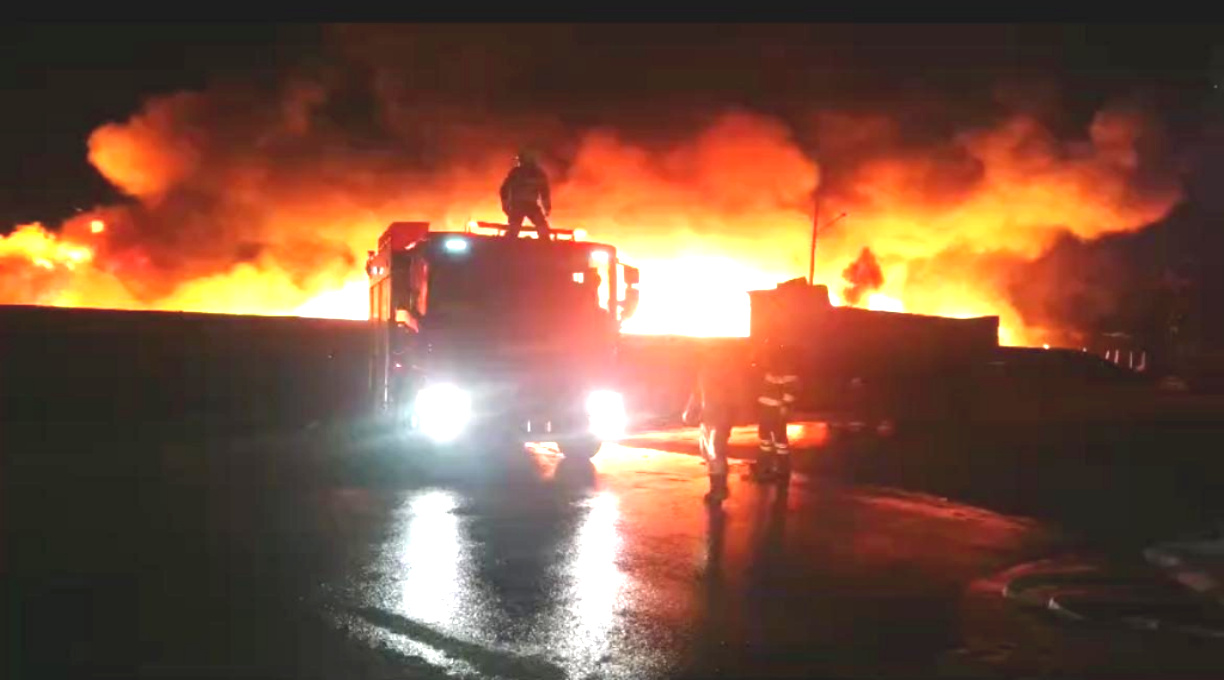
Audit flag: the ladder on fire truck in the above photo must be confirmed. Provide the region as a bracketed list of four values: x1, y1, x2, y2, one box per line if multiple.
[467, 221, 583, 241]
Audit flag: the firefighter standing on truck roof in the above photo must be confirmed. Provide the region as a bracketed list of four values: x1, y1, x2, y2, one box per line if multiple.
[500, 149, 552, 240]
[683, 347, 739, 505]
[750, 342, 799, 484]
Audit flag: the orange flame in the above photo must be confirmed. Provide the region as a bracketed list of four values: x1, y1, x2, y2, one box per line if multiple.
[0, 92, 1182, 348]
[0, 224, 94, 274]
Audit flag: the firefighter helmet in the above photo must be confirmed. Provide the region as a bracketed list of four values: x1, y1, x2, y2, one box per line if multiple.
[515, 148, 537, 166]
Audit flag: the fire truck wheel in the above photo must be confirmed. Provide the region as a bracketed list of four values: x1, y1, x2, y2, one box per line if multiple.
[557, 437, 602, 460]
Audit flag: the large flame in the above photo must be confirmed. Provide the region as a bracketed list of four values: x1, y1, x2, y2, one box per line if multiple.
[0, 79, 1182, 346]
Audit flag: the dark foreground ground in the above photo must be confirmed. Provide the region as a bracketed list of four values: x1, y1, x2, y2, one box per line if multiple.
[6, 408, 1224, 679]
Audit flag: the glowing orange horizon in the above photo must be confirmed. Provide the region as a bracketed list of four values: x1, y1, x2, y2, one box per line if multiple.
[0, 219, 1040, 345]
[0, 102, 1178, 349]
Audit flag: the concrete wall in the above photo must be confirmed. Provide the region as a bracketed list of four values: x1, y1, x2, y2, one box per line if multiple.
[1, 304, 1001, 437]
[1, 306, 370, 434]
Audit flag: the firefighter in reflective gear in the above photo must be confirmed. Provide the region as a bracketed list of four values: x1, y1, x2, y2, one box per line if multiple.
[683, 350, 739, 505]
[500, 149, 552, 239]
[750, 343, 799, 483]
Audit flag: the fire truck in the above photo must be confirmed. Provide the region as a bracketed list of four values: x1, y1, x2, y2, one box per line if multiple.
[366, 220, 640, 459]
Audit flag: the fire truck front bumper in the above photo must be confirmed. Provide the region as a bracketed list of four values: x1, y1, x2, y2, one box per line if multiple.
[408, 380, 627, 446]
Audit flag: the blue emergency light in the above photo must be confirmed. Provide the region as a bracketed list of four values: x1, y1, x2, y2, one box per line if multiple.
[443, 237, 469, 254]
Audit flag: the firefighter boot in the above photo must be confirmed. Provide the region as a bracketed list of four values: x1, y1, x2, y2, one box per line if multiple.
[747, 452, 777, 482]
[774, 454, 792, 486]
[704, 473, 729, 505]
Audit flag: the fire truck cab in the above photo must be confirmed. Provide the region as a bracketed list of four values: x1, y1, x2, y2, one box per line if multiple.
[366, 220, 640, 459]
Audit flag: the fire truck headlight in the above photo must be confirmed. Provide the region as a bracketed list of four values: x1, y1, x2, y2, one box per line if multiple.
[586, 389, 626, 440]
[414, 383, 471, 443]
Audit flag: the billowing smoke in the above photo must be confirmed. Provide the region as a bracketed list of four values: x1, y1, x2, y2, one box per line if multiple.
[840, 248, 884, 306]
[803, 102, 1181, 343]
[0, 27, 1185, 342]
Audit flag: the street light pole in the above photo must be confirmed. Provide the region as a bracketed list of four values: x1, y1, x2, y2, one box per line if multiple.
[808, 210, 847, 285]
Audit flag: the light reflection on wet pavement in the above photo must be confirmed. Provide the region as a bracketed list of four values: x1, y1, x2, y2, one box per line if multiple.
[312, 442, 1054, 679]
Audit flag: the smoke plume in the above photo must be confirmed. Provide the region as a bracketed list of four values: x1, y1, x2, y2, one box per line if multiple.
[841, 248, 885, 306]
[0, 27, 1186, 342]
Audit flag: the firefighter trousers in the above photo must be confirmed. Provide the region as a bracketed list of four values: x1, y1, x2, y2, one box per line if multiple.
[505, 204, 551, 239]
[758, 405, 790, 460]
[700, 421, 731, 476]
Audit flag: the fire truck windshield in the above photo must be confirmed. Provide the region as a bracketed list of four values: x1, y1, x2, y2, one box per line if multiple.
[425, 243, 609, 328]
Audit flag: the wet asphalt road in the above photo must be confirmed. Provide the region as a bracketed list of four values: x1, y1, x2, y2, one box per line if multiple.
[8, 423, 1223, 678]
[312, 442, 1058, 679]
[342, 442, 1072, 675]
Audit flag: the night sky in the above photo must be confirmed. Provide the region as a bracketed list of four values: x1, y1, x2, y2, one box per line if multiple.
[0, 23, 321, 224]
[3, 23, 1223, 339]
